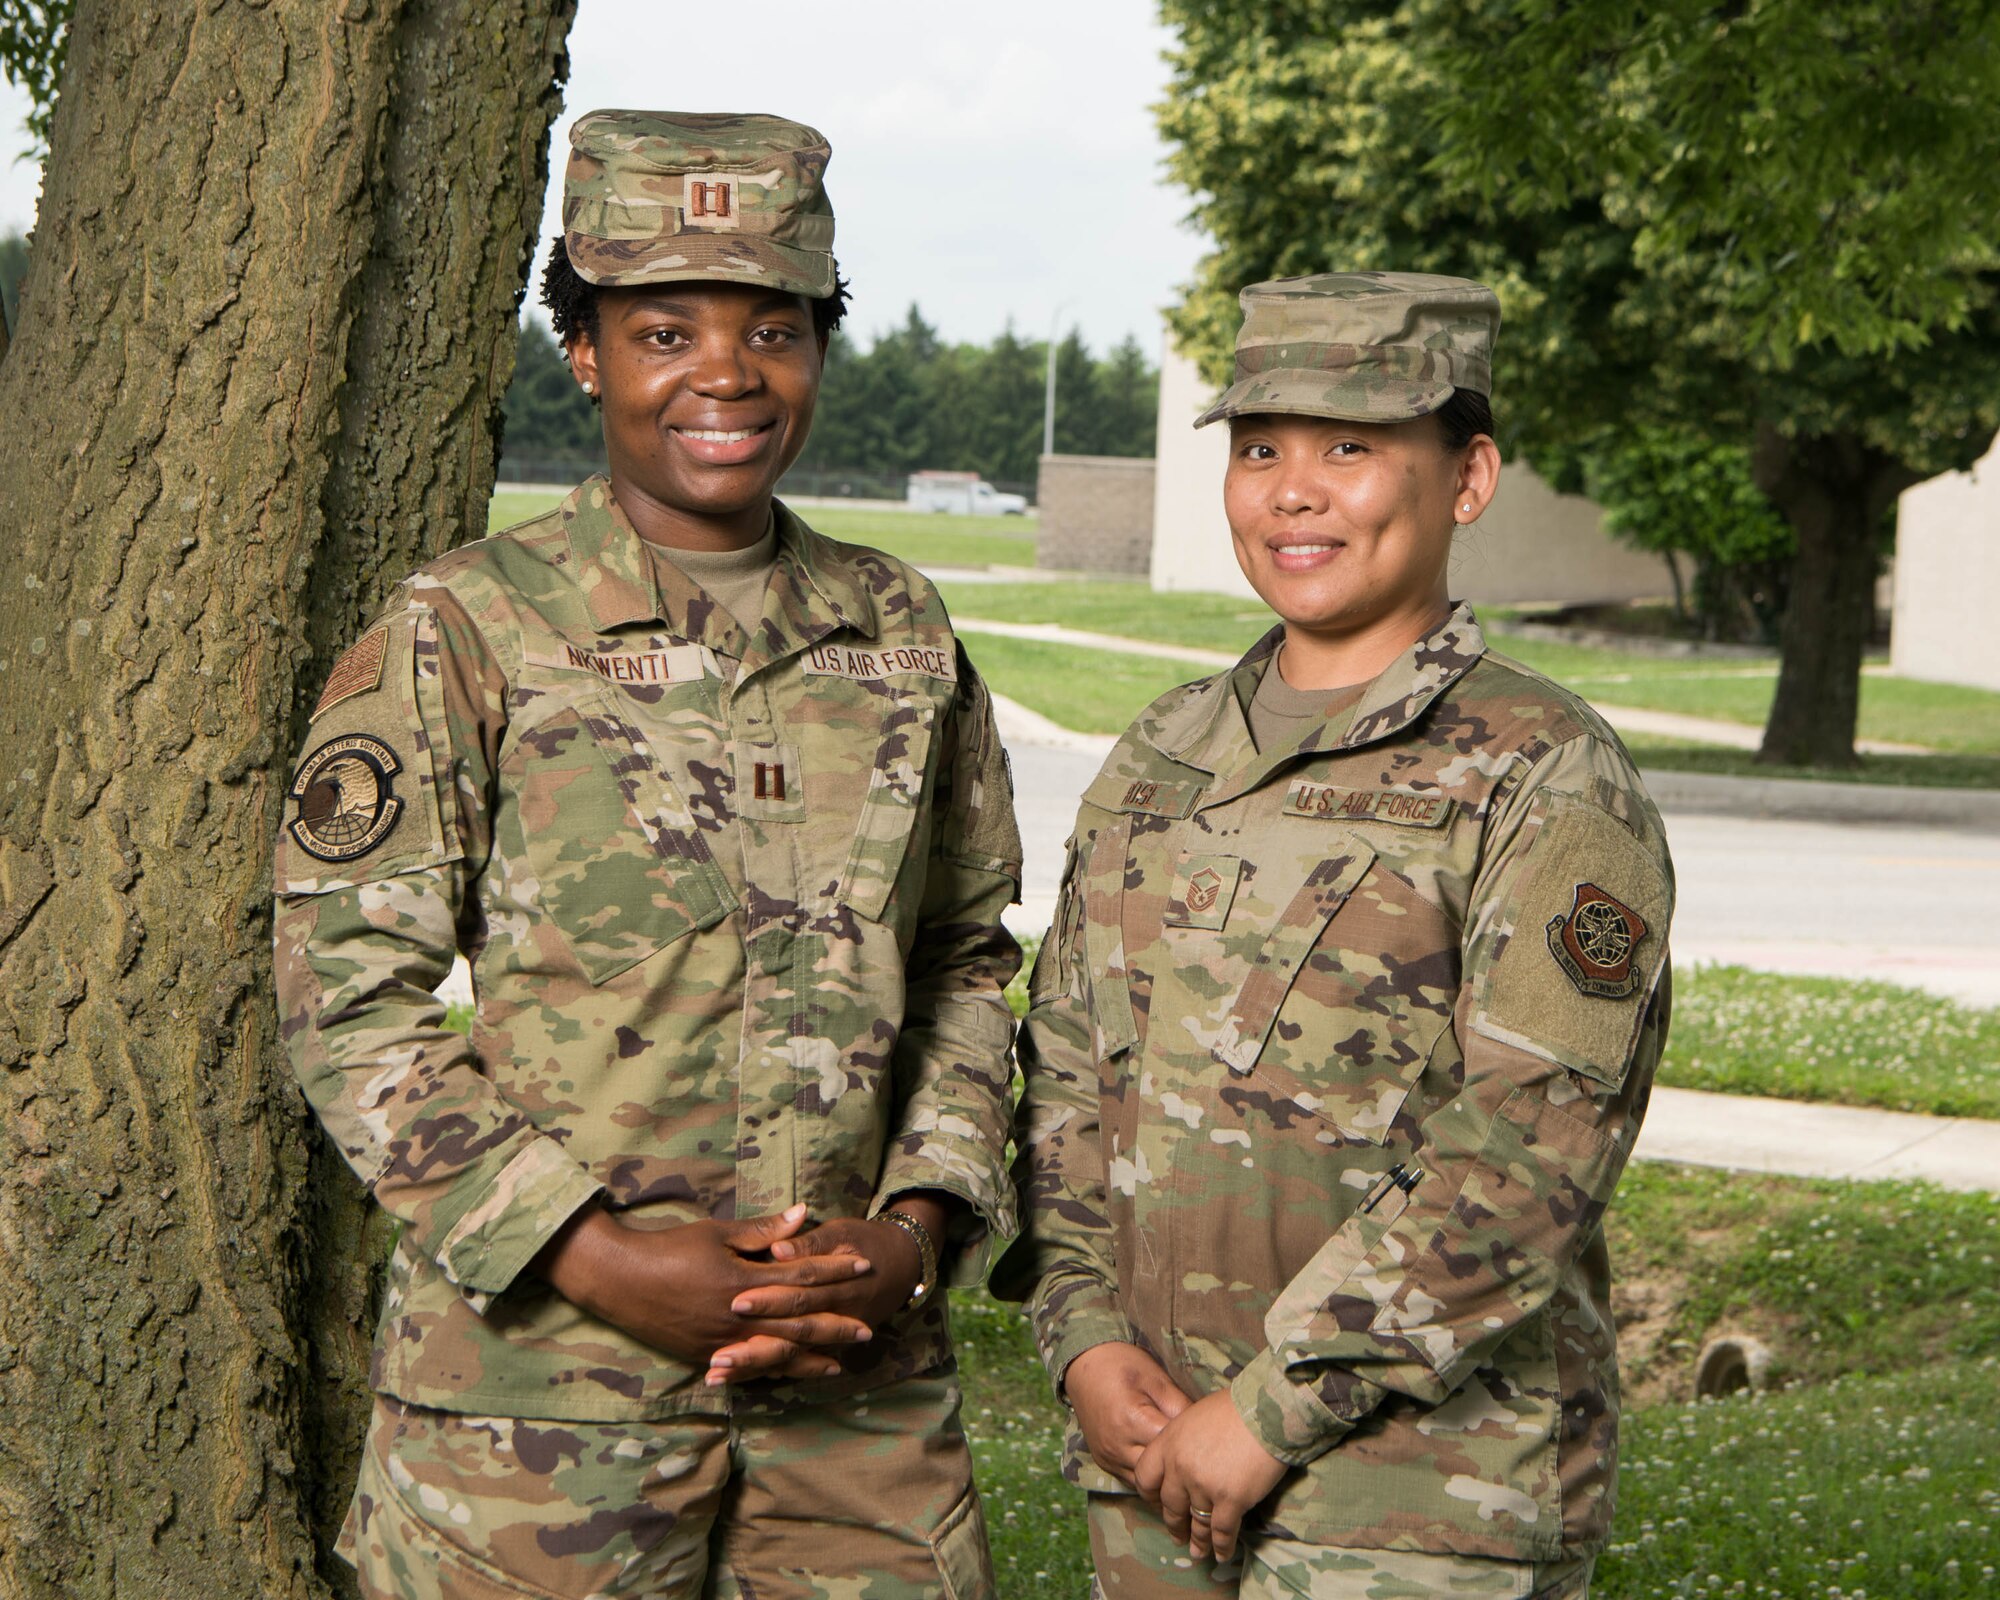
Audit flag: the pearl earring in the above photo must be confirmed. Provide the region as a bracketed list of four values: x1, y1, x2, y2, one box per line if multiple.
[581, 381, 595, 396]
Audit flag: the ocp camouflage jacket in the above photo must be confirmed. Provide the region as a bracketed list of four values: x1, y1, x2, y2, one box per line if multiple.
[995, 605, 1674, 1561]
[274, 478, 1022, 1421]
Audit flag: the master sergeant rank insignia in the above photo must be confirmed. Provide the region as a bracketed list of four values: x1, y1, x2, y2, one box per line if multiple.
[1547, 882, 1648, 999]
[289, 735, 404, 863]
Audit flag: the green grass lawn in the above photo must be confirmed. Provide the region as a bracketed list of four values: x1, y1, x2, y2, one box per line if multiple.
[489, 488, 565, 530]
[934, 576, 2000, 762]
[1595, 1360, 1999, 1599]
[487, 489, 1039, 573]
[956, 1167, 2000, 1593]
[1489, 633, 2000, 756]
[960, 634, 1205, 735]
[1603, 1165, 2000, 1397]
[1662, 965, 2000, 1118]
[1616, 734, 2000, 790]
[942, 578, 1277, 658]
[801, 506, 1039, 572]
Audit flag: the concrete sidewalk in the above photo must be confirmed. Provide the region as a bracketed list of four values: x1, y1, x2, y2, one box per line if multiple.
[1637, 1086, 2000, 1193]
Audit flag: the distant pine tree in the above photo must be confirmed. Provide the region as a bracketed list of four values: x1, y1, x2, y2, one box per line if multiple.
[499, 320, 603, 475]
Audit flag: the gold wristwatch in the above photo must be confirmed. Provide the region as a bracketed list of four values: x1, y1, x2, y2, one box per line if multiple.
[877, 1208, 939, 1311]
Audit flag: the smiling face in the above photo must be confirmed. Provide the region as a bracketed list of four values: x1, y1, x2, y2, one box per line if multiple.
[566, 280, 826, 550]
[1224, 411, 1499, 686]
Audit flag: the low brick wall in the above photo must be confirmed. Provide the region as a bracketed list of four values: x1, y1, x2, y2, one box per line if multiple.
[1035, 453, 1157, 575]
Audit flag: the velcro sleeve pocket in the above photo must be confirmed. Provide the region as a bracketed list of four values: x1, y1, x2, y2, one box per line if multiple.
[1471, 795, 1673, 1088]
[275, 606, 460, 897]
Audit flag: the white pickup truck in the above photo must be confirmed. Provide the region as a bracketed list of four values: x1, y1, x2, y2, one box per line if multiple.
[905, 470, 1029, 516]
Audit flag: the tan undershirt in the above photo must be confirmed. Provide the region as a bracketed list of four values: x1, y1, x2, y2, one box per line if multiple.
[1247, 656, 1368, 753]
[646, 525, 780, 638]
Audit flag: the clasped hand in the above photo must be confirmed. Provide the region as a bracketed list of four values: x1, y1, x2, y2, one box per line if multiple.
[536, 1201, 928, 1385]
[1065, 1343, 1287, 1565]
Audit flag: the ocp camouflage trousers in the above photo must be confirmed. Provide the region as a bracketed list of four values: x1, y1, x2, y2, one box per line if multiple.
[1086, 1494, 1592, 1600]
[339, 1374, 994, 1600]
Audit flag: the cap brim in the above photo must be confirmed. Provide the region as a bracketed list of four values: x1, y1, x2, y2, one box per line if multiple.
[565, 230, 836, 299]
[1193, 370, 1455, 429]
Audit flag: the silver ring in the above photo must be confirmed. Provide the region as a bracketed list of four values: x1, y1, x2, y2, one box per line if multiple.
[1190, 1510, 1212, 1521]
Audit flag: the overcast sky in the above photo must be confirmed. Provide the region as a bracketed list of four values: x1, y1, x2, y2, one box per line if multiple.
[0, 0, 1209, 355]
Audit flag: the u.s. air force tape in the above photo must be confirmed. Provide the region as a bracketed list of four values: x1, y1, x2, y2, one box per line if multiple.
[801, 643, 958, 683]
[288, 734, 404, 863]
[1283, 782, 1452, 828]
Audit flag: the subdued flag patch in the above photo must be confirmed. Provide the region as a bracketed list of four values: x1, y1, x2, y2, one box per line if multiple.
[313, 628, 388, 721]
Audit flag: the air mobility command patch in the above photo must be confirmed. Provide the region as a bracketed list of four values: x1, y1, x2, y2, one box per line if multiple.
[311, 627, 388, 720]
[288, 735, 404, 863]
[1547, 882, 1649, 999]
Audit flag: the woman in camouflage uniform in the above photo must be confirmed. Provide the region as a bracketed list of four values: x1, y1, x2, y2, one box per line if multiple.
[998, 273, 1675, 1598]
[274, 112, 1019, 1599]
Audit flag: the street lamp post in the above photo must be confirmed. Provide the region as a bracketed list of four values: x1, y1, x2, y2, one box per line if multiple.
[1042, 303, 1070, 461]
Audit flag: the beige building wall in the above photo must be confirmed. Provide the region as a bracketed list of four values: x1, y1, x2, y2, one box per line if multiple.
[1893, 432, 2000, 691]
[1148, 334, 1673, 608]
[1036, 453, 1158, 575]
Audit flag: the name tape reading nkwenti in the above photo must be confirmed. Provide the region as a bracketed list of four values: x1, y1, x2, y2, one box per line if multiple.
[524, 643, 720, 685]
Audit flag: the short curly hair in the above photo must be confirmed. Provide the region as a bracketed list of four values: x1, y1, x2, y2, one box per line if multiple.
[540, 235, 851, 353]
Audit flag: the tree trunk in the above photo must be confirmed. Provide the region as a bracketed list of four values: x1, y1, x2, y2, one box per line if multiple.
[0, 2, 575, 1596]
[1751, 426, 1918, 768]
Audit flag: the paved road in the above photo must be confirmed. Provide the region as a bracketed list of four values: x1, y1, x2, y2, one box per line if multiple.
[1000, 734, 2000, 1008]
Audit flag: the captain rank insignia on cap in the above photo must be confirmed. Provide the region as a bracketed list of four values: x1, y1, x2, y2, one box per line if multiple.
[1547, 882, 1649, 999]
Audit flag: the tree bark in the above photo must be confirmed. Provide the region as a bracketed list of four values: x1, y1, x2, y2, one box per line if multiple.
[1751, 426, 1918, 768]
[0, 2, 576, 1596]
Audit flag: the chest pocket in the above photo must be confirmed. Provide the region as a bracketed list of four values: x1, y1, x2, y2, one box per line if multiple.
[1226, 840, 1459, 1145]
[1200, 841, 1378, 1079]
[836, 687, 938, 922]
[513, 690, 736, 984]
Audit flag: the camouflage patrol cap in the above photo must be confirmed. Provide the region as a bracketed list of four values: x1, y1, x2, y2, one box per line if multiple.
[563, 110, 837, 298]
[1194, 271, 1500, 428]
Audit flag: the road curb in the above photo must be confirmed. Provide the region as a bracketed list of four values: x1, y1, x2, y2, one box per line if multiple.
[1642, 767, 2000, 829]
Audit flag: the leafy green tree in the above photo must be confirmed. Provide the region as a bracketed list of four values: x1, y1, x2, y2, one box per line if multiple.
[0, 0, 70, 152]
[1553, 429, 1796, 644]
[1159, 0, 2000, 766]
